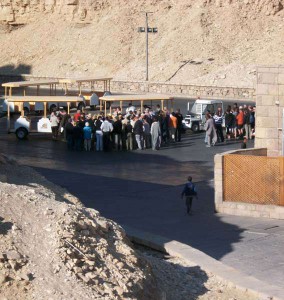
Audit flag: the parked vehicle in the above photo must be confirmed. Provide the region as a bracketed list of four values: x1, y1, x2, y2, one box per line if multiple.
[6, 96, 79, 140]
[2, 77, 113, 114]
[183, 99, 224, 132]
[2, 80, 59, 115]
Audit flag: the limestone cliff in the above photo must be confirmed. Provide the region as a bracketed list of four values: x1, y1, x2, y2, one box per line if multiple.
[0, 0, 284, 87]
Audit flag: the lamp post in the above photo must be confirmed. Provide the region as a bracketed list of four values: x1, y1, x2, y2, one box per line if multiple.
[138, 12, 158, 81]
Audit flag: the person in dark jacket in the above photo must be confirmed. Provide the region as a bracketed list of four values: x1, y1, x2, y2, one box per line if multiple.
[125, 120, 133, 150]
[113, 116, 123, 151]
[133, 115, 144, 150]
[175, 109, 184, 142]
[65, 118, 74, 150]
[225, 106, 234, 141]
[213, 107, 224, 143]
[181, 176, 198, 215]
[59, 110, 70, 140]
[160, 112, 169, 145]
[73, 124, 83, 151]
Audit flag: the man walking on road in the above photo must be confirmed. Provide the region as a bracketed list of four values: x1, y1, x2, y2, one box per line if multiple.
[181, 176, 198, 215]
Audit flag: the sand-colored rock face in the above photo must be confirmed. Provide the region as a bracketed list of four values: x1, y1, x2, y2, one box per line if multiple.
[0, 154, 159, 300]
[0, 0, 284, 87]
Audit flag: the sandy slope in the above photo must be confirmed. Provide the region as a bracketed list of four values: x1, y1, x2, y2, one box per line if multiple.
[0, 0, 283, 87]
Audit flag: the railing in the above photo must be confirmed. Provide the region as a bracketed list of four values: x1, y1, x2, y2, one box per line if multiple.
[223, 154, 284, 206]
[0, 74, 255, 101]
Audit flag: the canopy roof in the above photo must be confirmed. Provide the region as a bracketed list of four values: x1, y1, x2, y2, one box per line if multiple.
[6, 96, 80, 103]
[2, 80, 59, 88]
[59, 77, 112, 84]
[99, 94, 174, 102]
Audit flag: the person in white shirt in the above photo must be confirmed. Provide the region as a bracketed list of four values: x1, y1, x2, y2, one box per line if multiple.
[101, 117, 113, 151]
[126, 103, 136, 114]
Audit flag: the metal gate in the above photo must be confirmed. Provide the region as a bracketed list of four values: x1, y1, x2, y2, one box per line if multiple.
[223, 155, 284, 206]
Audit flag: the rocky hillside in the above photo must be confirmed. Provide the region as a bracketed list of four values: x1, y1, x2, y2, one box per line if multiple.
[0, 0, 283, 87]
[0, 154, 158, 300]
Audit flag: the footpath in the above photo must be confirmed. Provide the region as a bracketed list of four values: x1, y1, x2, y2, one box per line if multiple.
[0, 131, 284, 299]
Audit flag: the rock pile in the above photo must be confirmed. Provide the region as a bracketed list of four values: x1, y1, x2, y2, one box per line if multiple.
[57, 206, 157, 299]
[0, 154, 159, 300]
[0, 217, 33, 299]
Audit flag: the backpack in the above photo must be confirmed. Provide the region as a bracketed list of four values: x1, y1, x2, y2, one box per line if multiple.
[184, 182, 197, 196]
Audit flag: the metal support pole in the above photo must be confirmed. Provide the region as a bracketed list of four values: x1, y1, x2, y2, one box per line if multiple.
[7, 100, 10, 132]
[145, 12, 149, 82]
[282, 109, 284, 156]
[44, 102, 47, 118]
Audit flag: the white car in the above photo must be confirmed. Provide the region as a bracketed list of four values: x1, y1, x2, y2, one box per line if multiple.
[183, 99, 224, 132]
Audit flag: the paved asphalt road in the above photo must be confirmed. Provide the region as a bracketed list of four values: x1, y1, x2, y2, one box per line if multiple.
[0, 118, 284, 293]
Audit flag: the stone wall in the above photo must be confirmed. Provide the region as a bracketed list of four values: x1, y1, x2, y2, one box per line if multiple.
[255, 65, 284, 156]
[0, 74, 255, 101]
[110, 81, 254, 100]
[214, 148, 284, 220]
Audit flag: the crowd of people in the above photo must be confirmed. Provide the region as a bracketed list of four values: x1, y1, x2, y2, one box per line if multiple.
[204, 103, 256, 148]
[49, 103, 184, 152]
[50, 101, 255, 152]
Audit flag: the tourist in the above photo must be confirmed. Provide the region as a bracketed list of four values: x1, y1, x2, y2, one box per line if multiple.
[243, 107, 252, 140]
[249, 106, 255, 132]
[83, 122, 92, 151]
[59, 109, 70, 139]
[213, 107, 224, 143]
[204, 113, 217, 147]
[155, 104, 161, 115]
[236, 106, 244, 138]
[113, 116, 123, 151]
[73, 109, 81, 122]
[101, 116, 113, 152]
[133, 115, 144, 150]
[150, 116, 161, 150]
[181, 176, 198, 215]
[65, 118, 74, 150]
[50, 111, 59, 140]
[225, 106, 234, 141]
[175, 109, 183, 142]
[126, 103, 135, 114]
[143, 117, 151, 149]
[169, 112, 177, 142]
[125, 119, 133, 151]
[73, 123, 83, 151]
[95, 116, 103, 151]
[232, 106, 238, 139]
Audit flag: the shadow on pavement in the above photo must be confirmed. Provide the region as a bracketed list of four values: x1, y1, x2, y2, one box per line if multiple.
[0, 129, 248, 299]
[0, 131, 245, 261]
[33, 163, 244, 262]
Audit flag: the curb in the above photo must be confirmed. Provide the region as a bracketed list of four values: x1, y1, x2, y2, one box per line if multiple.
[123, 225, 284, 300]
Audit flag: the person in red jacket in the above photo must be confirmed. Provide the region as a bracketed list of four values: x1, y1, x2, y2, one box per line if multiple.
[236, 106, 244, 138]
[73, 110, 81, 122]
[169, 112, 178, 142]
